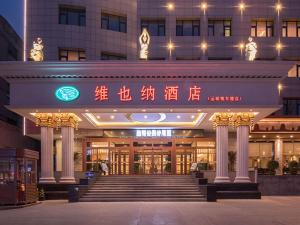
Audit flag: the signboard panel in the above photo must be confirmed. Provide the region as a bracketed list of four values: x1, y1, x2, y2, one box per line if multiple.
[10, 80, 279, 108]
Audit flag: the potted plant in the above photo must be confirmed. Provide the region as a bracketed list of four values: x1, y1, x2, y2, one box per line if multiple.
[228, 151, 237, 172]
[38, 188, 45, 201]
[267, 160, 279, 175]
[288, 161, 299, 175]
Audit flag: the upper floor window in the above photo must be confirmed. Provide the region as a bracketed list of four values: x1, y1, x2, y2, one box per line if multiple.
[176, 20, 200, 36]
[251, 20, 274, 37]
[141, 19, 165, 36]
[282, 21, 300, 37]
[59, 48, 86, 61]
[208, 20, 232, 37]
[283, 98, 300, 116]
[101, 52, 127, 60]
[59, 5, 86, 26]
[297, 65, 300, 77]
[101, 12, 127, 33]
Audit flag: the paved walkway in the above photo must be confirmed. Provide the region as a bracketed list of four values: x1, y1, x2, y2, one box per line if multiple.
[1, 197, 300, 225]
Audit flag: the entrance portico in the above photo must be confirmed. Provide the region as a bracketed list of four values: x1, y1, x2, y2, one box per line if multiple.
[0, 61, 292, 184]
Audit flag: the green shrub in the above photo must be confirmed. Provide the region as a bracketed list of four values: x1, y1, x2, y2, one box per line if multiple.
[267, 160, 279, 173]
[288, 161, 299, 175]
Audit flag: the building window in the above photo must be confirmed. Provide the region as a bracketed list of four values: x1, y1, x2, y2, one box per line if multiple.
[59, 5, 86, 26]
[101, 12, 127, 33]
[283, 99, 300, 116]
[208, 20, 231, 37]
[101, 52, 127, 60]
[282, 21, 300, 37]
[141, 19, 165, 36]
[59, 48, 86, 61]
[297, 65, 300, 77]
[176, 20, 200, 36]
[251, 20, 274, 37]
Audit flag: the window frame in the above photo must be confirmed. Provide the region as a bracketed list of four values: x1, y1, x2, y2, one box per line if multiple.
[208, 19, 232, 37]
[58, 48, 86, 61]
[282, 21, 300, 37]
[141, 19, 166, 36]
[101, 52, 127, 60]
[251, 20, 274, 37]
[176, 19, 200, 36]
[101, 12, 127, 33]
[59, 5, 86, 27]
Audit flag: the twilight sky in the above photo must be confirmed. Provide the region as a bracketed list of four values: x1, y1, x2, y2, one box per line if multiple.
[0, 0, 23, 38]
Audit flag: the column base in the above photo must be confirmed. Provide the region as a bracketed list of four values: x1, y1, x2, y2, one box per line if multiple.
[59, 177, 76, 184]
[234, 176, 251, 183]
[39, 177, 56, 184]
[214, 176, 231, 183]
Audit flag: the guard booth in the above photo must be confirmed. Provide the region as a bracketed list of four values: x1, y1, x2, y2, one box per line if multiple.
[0, 148, 39, 205]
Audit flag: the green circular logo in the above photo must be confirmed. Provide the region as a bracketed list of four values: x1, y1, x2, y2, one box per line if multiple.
[55, 86, 80, 102]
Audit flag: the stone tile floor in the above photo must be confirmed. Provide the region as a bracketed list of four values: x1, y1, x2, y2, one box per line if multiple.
[1, 197, 300, 225]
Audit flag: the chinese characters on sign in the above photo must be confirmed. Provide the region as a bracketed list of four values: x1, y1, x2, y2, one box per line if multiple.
[94, 85, 242, 103]
[136, 129, 172, 137]
[208, 96, 242, 102]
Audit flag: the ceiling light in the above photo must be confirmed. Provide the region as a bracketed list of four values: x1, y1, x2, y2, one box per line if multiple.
[85, 109, 89, 112]
[191, 115, 195, 119]
[110, 115, 115, 120]
[262, 135, 266, 138]
[197, 109, 202, 112]
[144, 115, 148, 119]
[113, 109, 118, 112]
[177, 115, 181, 119]
[96, 116, 101, 119]
[290, 135, 294, 138]
[142, 109, 147, 112]
[276, 135, 280, 138]
[249, 135, 252, 138]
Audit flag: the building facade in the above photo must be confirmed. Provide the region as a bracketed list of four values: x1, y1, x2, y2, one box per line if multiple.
[0, 15, 39, 150]
[0, 0, 300, 184]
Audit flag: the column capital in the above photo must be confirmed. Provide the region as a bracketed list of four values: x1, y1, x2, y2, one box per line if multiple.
[35, 113, 55, 127]
[54, 113, 79, 128]
[34, 113, 79, 129]
[232, 113, 255, 127]
[212, 113, 233, 128]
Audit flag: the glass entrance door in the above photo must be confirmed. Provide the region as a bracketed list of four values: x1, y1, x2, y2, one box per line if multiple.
[176, 149, 194, 175]
[134, 149, 171, 175]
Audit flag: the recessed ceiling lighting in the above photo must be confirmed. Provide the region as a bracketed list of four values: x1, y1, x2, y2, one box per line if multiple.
[113, 109, 118, 112]
[144, 115, 148, 119]
[142, 109, 147, 112]
[170, 109, 173, 112]
[276, 135, 280, 138]
[191, 115, 195, 119]
[262, 135, 266, 138]
[96, 116, 101, 119]
[85, 109, 89, 112]
[249, 135, 252, 138]
[110, 115, 115, 119]
[197, 109, 202, 112]
[290, 135, 294, 138]
[177, 115, 181, 119]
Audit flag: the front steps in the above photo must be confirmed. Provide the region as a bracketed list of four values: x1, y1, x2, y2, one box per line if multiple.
[79, 175, 205, 202]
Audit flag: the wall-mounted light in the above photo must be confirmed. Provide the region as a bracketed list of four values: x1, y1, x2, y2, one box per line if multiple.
[167, 42, 175, 50]
[167, 3, 175, 11]
[201, 2, 208, 10]
[276, 3, 282, 12]
[278, 83, 283, 94]
[201, 42, 207, 51]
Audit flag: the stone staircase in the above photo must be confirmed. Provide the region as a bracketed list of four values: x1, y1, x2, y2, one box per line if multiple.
[79, 175, 205, 202]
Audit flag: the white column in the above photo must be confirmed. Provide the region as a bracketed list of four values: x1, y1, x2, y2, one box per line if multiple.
[275, 139, 283, 175]
[214, 125, 230, 183]
[59, 126, 76, 184]
[234, 125, 251, 183]
[39, 126, 56, 184]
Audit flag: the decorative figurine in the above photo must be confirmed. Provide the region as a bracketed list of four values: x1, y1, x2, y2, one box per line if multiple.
[139, 28, 150, 60]
[30, 37, 44, 61]
[245, 37, 257, 61]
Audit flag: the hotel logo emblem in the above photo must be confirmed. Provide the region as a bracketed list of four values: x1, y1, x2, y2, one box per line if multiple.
[55, 86, 80, 102]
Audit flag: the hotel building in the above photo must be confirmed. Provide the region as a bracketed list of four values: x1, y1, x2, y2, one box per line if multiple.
[0, 0, 299, 186]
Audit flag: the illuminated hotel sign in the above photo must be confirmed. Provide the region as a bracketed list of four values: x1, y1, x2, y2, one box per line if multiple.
[94, 85, 242, 103]
[55, 86, 80, 102]
[136, 129, 172, 137]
